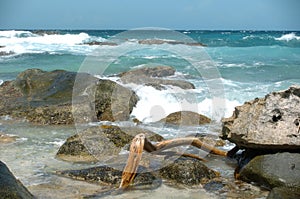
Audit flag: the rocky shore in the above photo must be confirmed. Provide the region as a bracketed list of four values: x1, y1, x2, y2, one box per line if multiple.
[0, 68, 299, 198]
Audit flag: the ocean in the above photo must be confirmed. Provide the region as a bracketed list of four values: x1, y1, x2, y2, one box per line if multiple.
[0, 29, 300, 198]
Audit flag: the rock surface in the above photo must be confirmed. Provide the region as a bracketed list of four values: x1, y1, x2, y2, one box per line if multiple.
[267, 187, 300, 199]
[159, 111, 211, 126]
[56, 125, 164, 162]
[56, 164, 161, 189]
[159, 157, 218, 186]
[0, 133, 18, 144]
[0, 69, 138, 124]
[222, 86, 300, 150]
[239, 152, 300, 190]
[119, 66, 195, 90]
[0, 161, 34, 199]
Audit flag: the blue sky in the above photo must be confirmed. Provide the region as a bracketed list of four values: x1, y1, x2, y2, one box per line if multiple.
[1, 0, 300, 30]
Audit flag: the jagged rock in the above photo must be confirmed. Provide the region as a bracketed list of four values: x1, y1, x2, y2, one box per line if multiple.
[0, 161, 34, 199]
[0, 69, 138, 124]
[222, 86, 300, 150]
[56, 125, 164, 162]
[119, 66, 195, 90]
[83, 41, 118, 46]
[267, 187, 300, 199]
[56, 164, 161, 189]
[159, 111, 211, 126]
[138, 39, 206, 46]
[239, 152, 300, 190]
[159, 157, 218, 187]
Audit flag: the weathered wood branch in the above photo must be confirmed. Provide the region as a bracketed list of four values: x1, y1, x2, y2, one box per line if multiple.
[120, 134, 228, 189]
[119, 133, 145, 189]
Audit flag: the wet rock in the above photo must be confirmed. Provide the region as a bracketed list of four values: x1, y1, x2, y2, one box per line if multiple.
[222, 86, 300, 150]
[159, 111, 211, 126]
[239, 152, 300, 190]
[267, 187, 300, 199]
[83, 41, 118, 46]
[0, 51, 14, 56]
[56, 164, 161, 189]
[56, 125, 164, 162]
[119, 66, 195, 90]
[138, 39, 206, 46]
[0, 69, 138, 124]
[159, 157, 218, 186]
[31, 30, 60, 35]
[0, 161, 34, 199]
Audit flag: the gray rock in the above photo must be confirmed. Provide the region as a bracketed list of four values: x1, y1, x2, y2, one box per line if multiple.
[0, 69, 138, 124]
[119, 66, 195, 90]
[0, 161, 34, 199]
[239, 152, 300, 190]
[158, 111, 211, 126]
[222, 86, 300, 150]
[267, 187, 300, 199]
[56, 125, 164, 162]
[158, 157, 218, 186]
[56, 164, 161, 189]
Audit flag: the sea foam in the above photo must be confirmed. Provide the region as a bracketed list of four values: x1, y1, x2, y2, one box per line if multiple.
[275, 33, 300, 42]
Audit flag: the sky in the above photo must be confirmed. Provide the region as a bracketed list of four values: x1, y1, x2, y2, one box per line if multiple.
[1, 0, 300, 30]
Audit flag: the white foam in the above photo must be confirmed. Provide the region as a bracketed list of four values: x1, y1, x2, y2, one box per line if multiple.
[0, 30, 106, 55]
[0, 80, 3, 85]
[275, 33, 300, 42]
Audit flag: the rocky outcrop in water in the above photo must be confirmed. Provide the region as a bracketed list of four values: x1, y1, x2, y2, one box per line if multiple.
[119, 66, 195, 90]
[159, 111, 211, 126]
[82, 41, 118, 46]
[0, 161, 34, 199]
[222, 85, 300, 150]
[159, 157, 218, 186]
[56, 125, 164, 162]
[0, 69, 138, 124]
[239, 153, 300, 190]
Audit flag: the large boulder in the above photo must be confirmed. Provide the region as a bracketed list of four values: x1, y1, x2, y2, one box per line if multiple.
[56, 125, 164, 162]
[159, 157, 218, 186]
[119, 66, 195, 90]
[222, 86, 300, 150]
[0, 69, 138, 124]
[0, 161, 34, 199]
[158, 111, 211, 126]
[239, 152, 300, 190]
[267, 187, 300, 199]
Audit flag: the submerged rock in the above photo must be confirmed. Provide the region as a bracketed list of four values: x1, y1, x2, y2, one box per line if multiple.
[0, 69, 138, 124]
[222, 86, 300, 150]
[56, 164, 161, 189]
[0, 161, 34, 199]
[159, 111, 211, 126]
[239, 152, 300, 190]
[159, 157, 218, 187]
[119, 66, 195, 90]
[56, 125, 164, 162]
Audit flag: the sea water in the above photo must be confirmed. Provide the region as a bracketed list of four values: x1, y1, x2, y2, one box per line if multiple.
[0, 29, 299, 198]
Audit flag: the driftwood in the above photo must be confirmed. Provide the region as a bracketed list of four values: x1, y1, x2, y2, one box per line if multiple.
[120, 133, 228, 189]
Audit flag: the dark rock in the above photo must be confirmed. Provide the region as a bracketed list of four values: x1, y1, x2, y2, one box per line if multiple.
[56, 125, 164, 162]
[159, 157, 218, 186]
[31, 30, 59, 35]
[222, 86, 300, 150]
[159, 111, 211, 126]
[138, 39, 206, 46]
[0, 69, 138, 124]
[0, 161, 34, 199]
[0, 51, 14, 56]
[239, 152, 300, 190]
[267, 187, 300, 199]
[83, 41, 118, 46]
[56, 164, 161, 189]
[119, 66, 195, 90]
